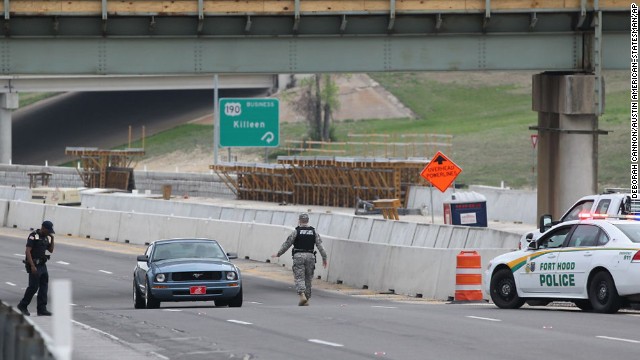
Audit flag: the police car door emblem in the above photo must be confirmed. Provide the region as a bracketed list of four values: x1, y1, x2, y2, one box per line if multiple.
[525, 260, 535, 273]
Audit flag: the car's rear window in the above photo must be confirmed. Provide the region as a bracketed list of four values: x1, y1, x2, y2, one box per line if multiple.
[613, 224, 640, 243]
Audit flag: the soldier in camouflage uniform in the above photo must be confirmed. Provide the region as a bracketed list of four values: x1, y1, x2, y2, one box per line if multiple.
[272, 213, 328, 306]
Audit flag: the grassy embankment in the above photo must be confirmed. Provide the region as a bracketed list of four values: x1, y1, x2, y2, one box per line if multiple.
[123, 73, 631, 190]
[19, 93, 60, 108]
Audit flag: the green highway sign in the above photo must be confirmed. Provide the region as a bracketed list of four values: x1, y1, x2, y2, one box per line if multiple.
[219, 98, 279, 147]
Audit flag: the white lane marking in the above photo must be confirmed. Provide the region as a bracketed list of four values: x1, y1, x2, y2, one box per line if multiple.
[308, 339, 344, 347]
[14, 254, 23, 257]
[248, 301, 263, 305]
[98, 270, 113, 275]
[596, 336, 640, 344]
[56, 261, 70, 265]
[149, 352, 170, 360]
[227, 320, 252, 325]
[71, 322, 169, 360]
[466, 316, 502, 322]
[5, 282, 16, 286]
[162, 309, 182, 312]
[72, 320, 121, 341]
[372, 305, 397, 309]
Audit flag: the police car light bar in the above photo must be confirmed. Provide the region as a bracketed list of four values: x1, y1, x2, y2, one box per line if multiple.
[578, 213, 640, 221]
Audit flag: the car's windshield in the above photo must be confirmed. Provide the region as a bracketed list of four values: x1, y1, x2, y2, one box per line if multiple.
[613, 224, 640, 243]
[152, 242, 226, 261]
[562, 200, 594, 221]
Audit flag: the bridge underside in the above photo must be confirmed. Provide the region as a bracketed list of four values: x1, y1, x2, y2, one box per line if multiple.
[0, 9, 631, 75]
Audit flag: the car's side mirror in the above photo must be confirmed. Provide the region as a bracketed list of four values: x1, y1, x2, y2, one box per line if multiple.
[226, 252, 238, 260]
[539, 214, 553, 233]
[528, 241, 538, 250]
[136, 255, 149, 262]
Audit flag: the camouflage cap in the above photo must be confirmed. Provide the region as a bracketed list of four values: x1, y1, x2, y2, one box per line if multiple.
[299, 213, 310, 222]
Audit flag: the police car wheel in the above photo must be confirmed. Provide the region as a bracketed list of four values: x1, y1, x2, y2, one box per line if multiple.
[490, 268, 525, 309]
[133, 279, 146, 309]
[588, 271, 621, 314]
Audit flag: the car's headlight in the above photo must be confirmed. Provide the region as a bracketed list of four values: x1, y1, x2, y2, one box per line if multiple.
[155, 273, 166, 282]
[226, 272, 238, 280]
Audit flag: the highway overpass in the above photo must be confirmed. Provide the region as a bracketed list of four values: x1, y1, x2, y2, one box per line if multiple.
[0, 0, 634, 219]
[0, 0, 630, 74]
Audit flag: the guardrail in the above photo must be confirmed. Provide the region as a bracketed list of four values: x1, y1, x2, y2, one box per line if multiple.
[0, 301, 54, 360]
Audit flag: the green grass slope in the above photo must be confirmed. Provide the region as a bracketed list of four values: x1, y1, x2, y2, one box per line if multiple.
[124, 72, 632, 190]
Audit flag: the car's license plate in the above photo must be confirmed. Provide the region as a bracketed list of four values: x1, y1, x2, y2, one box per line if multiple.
[190, 286, 207, 295]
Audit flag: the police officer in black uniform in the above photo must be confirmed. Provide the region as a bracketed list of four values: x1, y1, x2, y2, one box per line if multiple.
[17, 220, 55, 316]
[272, 213, 328, 306]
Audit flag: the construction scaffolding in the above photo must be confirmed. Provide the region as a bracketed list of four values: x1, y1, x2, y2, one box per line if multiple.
[210, 156, 428, 208]
[65, 147, 145, 190]
[279, 133, 453, 158]
[212, 162, 295, 204]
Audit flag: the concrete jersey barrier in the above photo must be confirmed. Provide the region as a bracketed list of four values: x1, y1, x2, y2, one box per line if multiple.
[79, 193, 522, 250]
[3, 199, 517, 300]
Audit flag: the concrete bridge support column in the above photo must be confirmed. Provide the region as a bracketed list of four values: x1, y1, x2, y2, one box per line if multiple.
[532, 72, 605, 220]
[0, 93, 19, 164]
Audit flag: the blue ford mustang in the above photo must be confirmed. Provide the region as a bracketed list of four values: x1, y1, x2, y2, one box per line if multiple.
[133, 239, 242, 309]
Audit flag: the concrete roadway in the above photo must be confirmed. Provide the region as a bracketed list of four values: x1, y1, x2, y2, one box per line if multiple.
[11, 89, 265, 166]
[1, 228, 640, 360]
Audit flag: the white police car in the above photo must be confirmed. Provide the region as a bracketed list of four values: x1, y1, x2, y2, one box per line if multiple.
[485, 216, 640, 313]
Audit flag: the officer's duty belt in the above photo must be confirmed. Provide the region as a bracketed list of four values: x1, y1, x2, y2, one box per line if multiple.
[292, 249, 314, 254]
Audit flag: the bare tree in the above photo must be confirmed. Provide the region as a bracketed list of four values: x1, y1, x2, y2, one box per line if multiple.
[293, 74, 340, 142]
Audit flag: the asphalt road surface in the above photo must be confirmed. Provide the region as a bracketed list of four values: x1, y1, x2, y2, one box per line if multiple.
[1, 231, 640, 360]
[11, 89, 265, 166]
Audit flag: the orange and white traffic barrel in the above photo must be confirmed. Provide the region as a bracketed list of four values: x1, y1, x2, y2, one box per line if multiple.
[454, 251, 483, 301]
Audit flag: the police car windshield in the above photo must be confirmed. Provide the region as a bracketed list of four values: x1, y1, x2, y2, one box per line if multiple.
[613, 224, 640, 243]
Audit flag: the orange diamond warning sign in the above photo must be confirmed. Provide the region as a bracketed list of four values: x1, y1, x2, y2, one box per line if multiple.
[420, 151, 462, 192]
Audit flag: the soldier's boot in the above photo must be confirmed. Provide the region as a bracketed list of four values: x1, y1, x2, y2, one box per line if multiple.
[298, 293, 308, 306]
[303, 293, 311, 306]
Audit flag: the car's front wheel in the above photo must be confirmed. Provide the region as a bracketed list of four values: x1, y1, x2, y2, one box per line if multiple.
[490, 268, 525, 309]
[229, 288, 243, 308]
[145, 279, 161, 309]
[589, 271, 620, 313]
[133, 279, 145, 309]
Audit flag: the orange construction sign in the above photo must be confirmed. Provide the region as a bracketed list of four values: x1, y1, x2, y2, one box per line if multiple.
[420, 151, 462, 192]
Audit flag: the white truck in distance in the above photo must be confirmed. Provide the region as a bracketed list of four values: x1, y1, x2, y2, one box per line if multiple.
[520, 190, 640, 248]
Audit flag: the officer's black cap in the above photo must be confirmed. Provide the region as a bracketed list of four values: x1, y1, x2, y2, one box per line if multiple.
[42, 220, 55, 234]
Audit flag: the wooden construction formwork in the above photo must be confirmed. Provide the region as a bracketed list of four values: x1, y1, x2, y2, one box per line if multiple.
[277, 156, 428, 208]
[210, 163, 294, 204]
[211, 157, 428, 207]
[64, 147, 144, 190]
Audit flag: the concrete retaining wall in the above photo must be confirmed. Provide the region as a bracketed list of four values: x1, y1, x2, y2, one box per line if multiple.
[407, 185, 537, 224]
[0, 164, 234, 199]
[1, 165, 537, 224]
